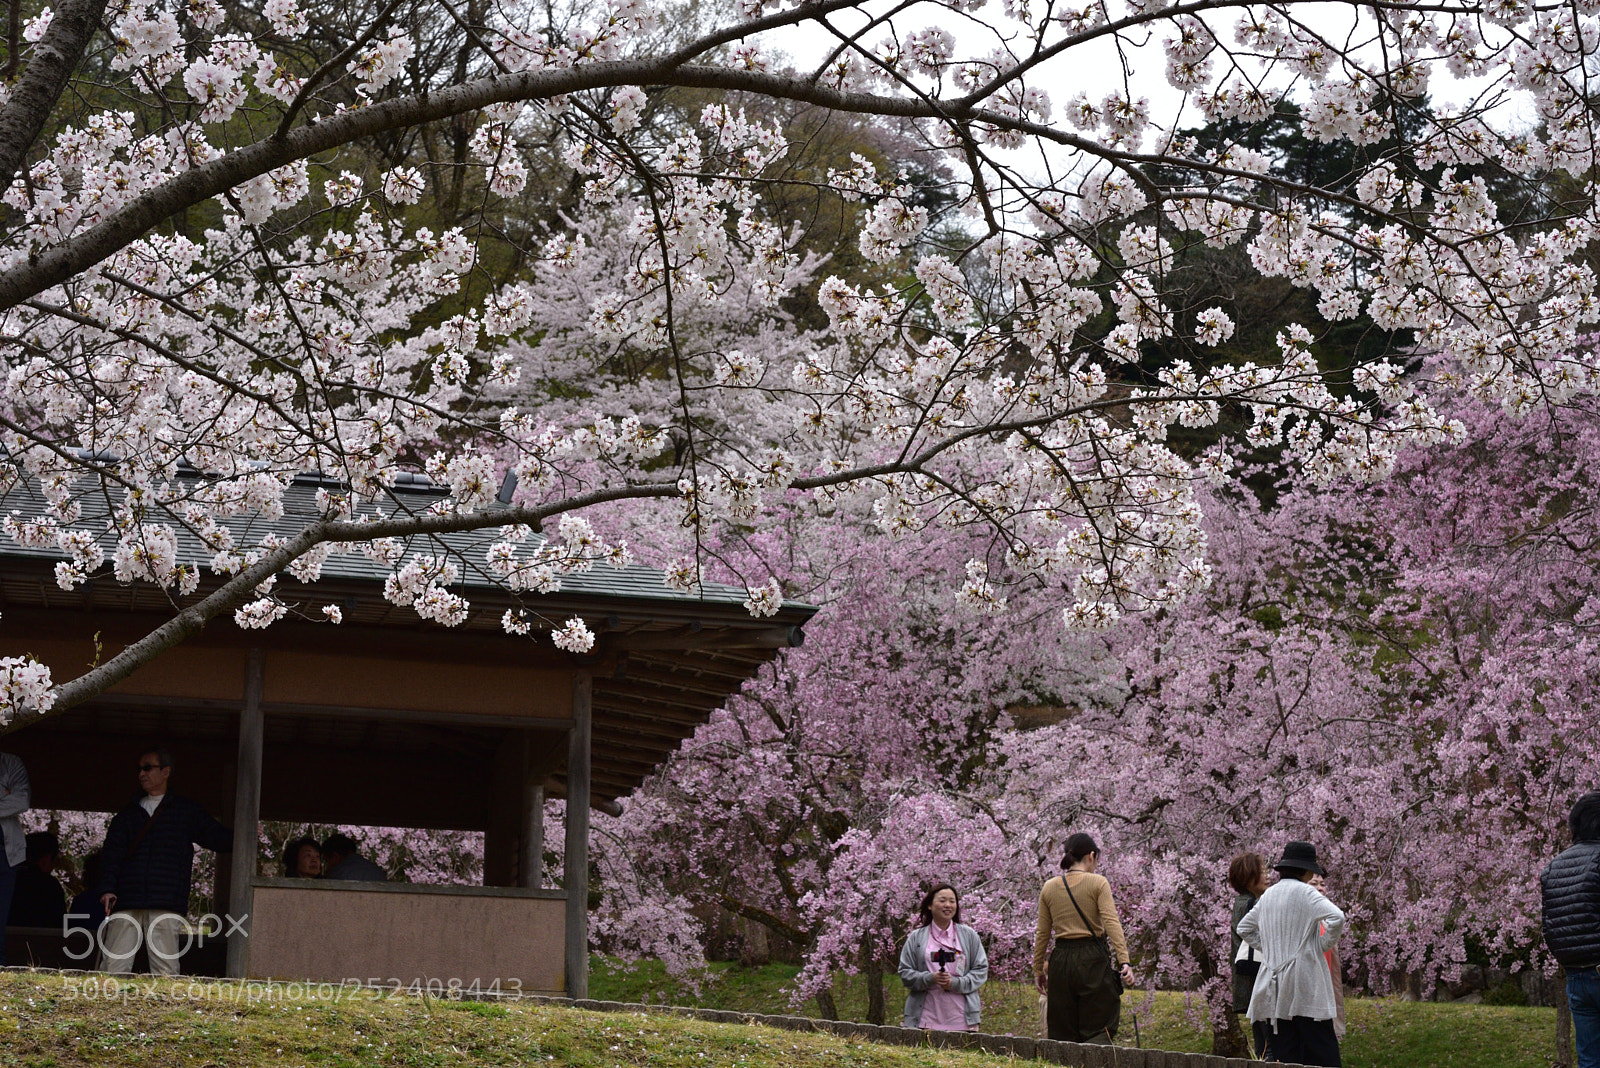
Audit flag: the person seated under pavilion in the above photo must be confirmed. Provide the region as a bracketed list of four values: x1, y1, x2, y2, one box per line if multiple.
[7, 831, 66, 929]
[320, 833, 387, 881]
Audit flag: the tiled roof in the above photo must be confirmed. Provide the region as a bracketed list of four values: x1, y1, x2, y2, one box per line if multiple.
[0, 473, 797, 613]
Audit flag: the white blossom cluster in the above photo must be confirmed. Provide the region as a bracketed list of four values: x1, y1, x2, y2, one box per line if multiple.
[0, 656, 56, 724]
[484, 515, 632, 596]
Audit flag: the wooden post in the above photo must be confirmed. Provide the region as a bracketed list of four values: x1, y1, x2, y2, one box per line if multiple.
[1555, 966, 1574, 1068]
[484, 735, 523, 887]
[520, 773, 544, 889]
[226, 648, 264, 979]
[564, 673, 591, 998]
[213, 753, 235, 929]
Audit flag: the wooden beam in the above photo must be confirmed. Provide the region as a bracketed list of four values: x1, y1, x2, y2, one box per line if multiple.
[77, 693, 244, 713]
[592, 683, 722, 714]
[590, 738, 688, 766]
[0, 585, 814, 656]
[591, 708, 705, 740]
[226, 648, 264, 979]
[77, 692, 574, 731]
[616, 663, 757, 690]
[262, 702, 573, 731]
[590, 713, 695, 741]
[607, 625, 804, 652]
[564, 673, 592, 999]
[541, 775, 624, 818]
[551, 765, 635, 799]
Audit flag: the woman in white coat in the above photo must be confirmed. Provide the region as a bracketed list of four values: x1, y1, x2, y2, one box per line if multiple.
[1237, 841, 1346, 1066]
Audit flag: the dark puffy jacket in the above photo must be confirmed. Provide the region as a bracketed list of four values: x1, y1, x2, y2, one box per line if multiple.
[1541, 840, 1600, 968]
[97, 795, 232, 914]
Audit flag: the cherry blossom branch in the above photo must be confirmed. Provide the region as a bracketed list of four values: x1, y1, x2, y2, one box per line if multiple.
[0, 62, 1128, 311]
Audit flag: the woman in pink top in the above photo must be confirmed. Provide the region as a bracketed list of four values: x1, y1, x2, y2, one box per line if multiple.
[898, 883, 989, 1031]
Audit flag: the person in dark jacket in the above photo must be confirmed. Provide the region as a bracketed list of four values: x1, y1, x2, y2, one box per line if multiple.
[1228, 851, 1271, 1059]
[1542, 790, 1600, 1068]
[96, 747, 232, 975]
[67, 852, 106, 939]
[320, 833, 387, 882]
[8, 831, 67, 929]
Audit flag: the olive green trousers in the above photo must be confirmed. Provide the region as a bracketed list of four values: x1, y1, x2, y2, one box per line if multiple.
[1046, 936, 1120, 1043]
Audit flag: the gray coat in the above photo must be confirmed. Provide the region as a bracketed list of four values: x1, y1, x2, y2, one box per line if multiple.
[0, 753, 30, 868]
[898, 923, 988, 1028]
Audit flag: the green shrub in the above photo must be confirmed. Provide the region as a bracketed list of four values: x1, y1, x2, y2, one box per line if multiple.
[1482, 982, 1528, 1007]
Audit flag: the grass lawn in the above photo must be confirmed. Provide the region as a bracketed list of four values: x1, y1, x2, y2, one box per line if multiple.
[0, 970, 1016, 1068]
[592, 957, 1562, 1068]
[0, 965, 1563, 1068]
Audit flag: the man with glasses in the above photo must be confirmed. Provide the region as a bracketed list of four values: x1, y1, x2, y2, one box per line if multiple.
[95, 746, 232, 975]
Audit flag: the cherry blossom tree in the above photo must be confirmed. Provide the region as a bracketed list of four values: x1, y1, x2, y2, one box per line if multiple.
[6, 0, 1579, 725]
[995, 376, 1600, 1046]
[600, 369, 1599, 1029]
[579, 497, 1097, 1015]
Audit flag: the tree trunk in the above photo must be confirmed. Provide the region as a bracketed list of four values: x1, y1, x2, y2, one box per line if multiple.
[815, 986, 839, 1021]
[864, 931, 885, 1026]
[1555, 967, 1574, 1068]
[737, 916, 770, 966]
[1212, 1005, 1248, 1058]
[1198, 933, 1244, 1057]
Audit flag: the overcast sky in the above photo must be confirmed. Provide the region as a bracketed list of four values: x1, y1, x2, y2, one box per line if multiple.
[757, 0, 1533, 183]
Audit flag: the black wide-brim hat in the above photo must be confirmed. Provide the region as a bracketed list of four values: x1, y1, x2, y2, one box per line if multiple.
[1274, 840, 1325, 876]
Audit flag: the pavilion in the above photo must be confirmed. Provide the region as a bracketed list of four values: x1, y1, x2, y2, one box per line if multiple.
[0, 472, 815, 995]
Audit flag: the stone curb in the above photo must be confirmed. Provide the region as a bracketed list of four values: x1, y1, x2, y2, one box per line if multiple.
[532, 993, 1299, 1068]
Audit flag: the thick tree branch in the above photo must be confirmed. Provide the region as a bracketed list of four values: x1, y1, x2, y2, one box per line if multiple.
[0, 61, 1118, 312]
[0, 0, 108, 192]
[718, 893, 809, 945]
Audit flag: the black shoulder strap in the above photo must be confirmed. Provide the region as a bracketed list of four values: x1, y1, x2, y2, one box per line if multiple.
[1060, 874, 1102, 937]
[123, 800, 166, 862]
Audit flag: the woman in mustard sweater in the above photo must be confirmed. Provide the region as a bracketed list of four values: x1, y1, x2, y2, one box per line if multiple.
[1033, 833, 1135, 1043]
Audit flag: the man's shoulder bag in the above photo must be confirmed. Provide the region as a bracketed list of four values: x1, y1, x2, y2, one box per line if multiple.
[122, 800, 168, 862]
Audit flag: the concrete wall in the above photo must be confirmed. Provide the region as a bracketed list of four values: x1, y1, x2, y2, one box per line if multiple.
[247, 880, 566, 994]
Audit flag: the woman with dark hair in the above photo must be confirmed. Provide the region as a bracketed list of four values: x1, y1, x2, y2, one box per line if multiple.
[282, 836, 322, 878]
[1032, 833, 1134, 1043]
[1228, 852, 1271, 1058]
[898, 883, 989, 1031]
